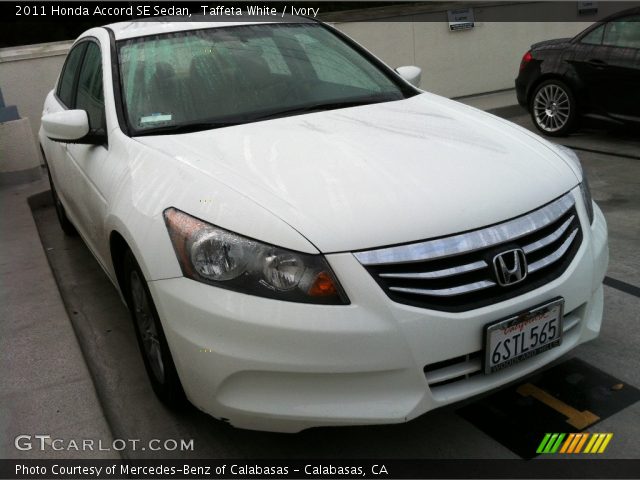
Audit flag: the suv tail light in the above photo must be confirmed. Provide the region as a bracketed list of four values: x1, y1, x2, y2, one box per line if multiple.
[520, 51, 533, 72]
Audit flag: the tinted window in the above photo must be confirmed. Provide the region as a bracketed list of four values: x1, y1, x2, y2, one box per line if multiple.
[75, 42, 105, 132]
[118, 24, 408, 134]
[57, 43, 86, 107]
[603, 16, 640, 49]
[581, 24, 605, 45]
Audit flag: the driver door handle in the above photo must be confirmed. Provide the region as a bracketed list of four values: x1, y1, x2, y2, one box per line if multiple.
[587, 59, 607, 69]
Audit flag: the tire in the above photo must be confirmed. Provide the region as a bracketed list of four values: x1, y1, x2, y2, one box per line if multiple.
[45, 164, 78, 236]
[122, 249, 186, 408]
[530, 79, 577, 136]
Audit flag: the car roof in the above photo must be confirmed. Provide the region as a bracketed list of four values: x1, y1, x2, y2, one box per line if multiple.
[104, 17, 312, 41]
[601, 6, 640, 23]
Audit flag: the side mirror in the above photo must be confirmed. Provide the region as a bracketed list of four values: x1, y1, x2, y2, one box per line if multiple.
[395, 66, 422, 88]
[42, 110, 95, 143]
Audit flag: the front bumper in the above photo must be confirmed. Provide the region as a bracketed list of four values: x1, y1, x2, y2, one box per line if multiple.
[148, 195, 608, 433]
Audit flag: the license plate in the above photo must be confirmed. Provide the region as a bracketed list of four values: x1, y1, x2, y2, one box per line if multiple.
[484, 298, 564, 374]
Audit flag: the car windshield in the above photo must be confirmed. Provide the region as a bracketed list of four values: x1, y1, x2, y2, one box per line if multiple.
[117, 23, 412, 135]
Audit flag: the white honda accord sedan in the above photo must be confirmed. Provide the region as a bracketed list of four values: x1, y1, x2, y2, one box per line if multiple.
[40, 18, 608, 432]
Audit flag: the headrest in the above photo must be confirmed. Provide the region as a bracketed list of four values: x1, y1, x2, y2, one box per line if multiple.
[153, 62, 176, 80]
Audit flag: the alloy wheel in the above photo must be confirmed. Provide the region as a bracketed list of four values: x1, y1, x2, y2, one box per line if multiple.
[533, 84, 571, 133]
[130, 270, 165, 383]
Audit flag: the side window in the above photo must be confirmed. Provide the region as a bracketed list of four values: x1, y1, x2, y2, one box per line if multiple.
[603, 16, 640, 49]
[580, 24, 605, 45]
[57, 43, 87, 107]
[75, 42, 106, 133]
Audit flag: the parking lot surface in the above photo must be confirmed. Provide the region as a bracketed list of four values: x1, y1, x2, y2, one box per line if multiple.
[28, 109, 640, 460]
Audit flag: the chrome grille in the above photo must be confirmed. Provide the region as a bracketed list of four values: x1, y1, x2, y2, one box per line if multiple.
[354, 192, 583, 312]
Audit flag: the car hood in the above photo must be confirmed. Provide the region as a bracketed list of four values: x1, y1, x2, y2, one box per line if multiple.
[136, 93, 579, 253]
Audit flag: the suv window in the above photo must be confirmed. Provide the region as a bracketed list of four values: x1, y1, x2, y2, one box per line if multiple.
[580, 24, 605, 45]
[57, 43, 87, 107]
[603, 16, 640, 49]
[75, 42, 105, 133]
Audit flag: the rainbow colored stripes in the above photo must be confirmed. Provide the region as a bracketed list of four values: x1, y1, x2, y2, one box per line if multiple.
[537, 433, 613, 454]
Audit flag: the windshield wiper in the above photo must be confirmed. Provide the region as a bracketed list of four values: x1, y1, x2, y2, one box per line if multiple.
[252, 96, 400, 121]
[134, 121, 240, 137]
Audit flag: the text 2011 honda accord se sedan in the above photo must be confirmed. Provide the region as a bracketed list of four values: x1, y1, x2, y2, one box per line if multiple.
[40, 19, 608, 432]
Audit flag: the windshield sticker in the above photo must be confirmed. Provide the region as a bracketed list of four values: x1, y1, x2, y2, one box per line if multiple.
[139, 113, 173, 126]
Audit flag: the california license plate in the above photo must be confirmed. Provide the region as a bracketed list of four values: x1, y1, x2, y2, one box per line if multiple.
[484, 299, 564, 374]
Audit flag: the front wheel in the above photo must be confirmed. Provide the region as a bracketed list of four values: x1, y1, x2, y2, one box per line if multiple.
[123, 250, 186, 408]
[530, 79, 577, 136]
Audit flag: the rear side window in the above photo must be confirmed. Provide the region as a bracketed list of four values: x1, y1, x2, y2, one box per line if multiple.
[603, 16, 640, 49]
[57, 43, 86, 107]
[75, 42, 105, 132]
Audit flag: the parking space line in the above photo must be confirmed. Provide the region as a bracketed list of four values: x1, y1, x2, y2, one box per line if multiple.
[517, 383, 600, 429]
[604, 276, 640, 298]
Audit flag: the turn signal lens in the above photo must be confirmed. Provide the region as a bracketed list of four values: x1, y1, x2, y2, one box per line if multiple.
[308, 271, 339, 297]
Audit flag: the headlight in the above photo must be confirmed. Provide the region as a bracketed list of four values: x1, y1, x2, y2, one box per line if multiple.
[580, 175, 595, 225]
[555, 144, 594, 224]
[164, 208, 349, 305]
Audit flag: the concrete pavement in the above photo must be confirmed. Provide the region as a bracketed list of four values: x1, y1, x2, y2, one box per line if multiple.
[0, 180, 117, 459]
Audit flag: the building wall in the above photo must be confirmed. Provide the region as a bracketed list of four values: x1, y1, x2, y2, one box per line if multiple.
[331, 0, 626, 97]
[0, 42, 71, 161]
[338, 21, 589, 98]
